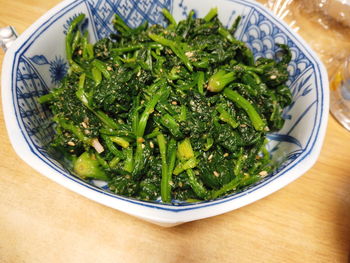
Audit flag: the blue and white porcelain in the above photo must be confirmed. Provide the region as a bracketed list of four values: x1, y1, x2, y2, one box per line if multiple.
[1, 0, 329, 226]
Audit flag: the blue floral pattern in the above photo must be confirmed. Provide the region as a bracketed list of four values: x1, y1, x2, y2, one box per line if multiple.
[29, 55, 68, 85]
[49, 56, 68, 84]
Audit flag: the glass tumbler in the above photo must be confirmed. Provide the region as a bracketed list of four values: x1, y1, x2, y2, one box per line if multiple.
[330, 58, 350, 131]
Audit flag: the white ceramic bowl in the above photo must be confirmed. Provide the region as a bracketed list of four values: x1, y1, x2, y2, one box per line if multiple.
[1, 0, 328, 226]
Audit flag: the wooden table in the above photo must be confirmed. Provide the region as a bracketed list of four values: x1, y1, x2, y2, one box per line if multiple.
[1, 0, 350, 262]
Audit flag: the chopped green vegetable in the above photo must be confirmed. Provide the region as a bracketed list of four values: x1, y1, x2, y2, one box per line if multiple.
[39, 7, 292, 203]
[74, 152, 108, 180]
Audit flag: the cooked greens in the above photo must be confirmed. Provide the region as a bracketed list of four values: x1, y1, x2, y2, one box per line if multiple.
[39, 8, 292, 203]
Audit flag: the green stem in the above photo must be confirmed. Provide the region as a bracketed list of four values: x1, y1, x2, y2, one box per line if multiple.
[123, 147, 134, 173]
[167, 138, 177, 185]
[230, 16, 241, 34]
[177, 138, 194, 160]
[162, 8, 177, 26]
[216, 104, 239, 128]
[109, 156, 120, 168]
[207, 70, 235, 93]
[101, 134, 124, 159]
[186, 169, 208, 199]
[66, 14, 85, 64]
[223, 88, 266, 131]
[157, 133, 170, 203]
[112, 42, 161, 53]
[148, 33, 193, 72]
[91, 59, 111, 79]
[197, 71, 205, 95]
[76, 76, 119, 130]
[110, 136, 129, 148]
[91, 67, 102, 86]
[211, 175, 242, 199]
[160, 114, 183, 139]
[204, 7, 218, 22]
[137, 88, 164, 137]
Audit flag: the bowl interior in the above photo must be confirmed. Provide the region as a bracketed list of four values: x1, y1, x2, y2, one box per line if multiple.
[4, 0, 327, 213]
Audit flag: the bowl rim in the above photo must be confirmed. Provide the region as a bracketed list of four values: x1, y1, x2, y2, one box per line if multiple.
[1, 0, 329, 225]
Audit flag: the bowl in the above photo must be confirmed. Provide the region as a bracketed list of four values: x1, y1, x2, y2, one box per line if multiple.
[1, 0, 329, 226]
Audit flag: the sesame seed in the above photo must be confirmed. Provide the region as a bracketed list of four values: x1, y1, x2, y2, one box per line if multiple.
[223, 153, 229, 157]
[150, 141, 154, 148]
[213, 171, 220, 177]
[259, 171, 268, 177]
[208, 154, 213, 161]
[240, 124, 247, 128]
[185, 51, 194, 57]
[137, 137, 145, 143]
[171, 101, 178, 105]
[107, 66, 113, 71]
[141, 143, 145, 149]
[81, 122, 88, 128]
[67, 141, 75, 146]
[270, 75, 277, 79]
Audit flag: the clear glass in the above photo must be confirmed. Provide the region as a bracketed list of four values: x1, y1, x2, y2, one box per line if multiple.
[330, 58, 350, 130]
[263, 0, 350, 131]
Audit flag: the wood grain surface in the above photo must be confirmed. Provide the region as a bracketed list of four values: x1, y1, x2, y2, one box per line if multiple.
[1, 0, 350, 262]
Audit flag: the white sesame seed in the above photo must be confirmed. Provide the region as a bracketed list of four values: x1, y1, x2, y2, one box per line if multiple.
[259, 171, 268, 177]
[213, 171, 220, 177]
[208, 154, 213, 161]
[67, 141, 75, 146]
[185, 51, 194, 57]
[223, 153, 229, 157]
[150, 141, 154, 148]
[171, 101, 178, 105]
[141, 143, 145, 149]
